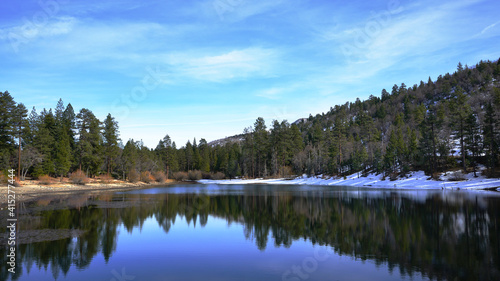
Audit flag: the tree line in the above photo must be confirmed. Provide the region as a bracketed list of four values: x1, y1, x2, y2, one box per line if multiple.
[0, 58, 499, 181]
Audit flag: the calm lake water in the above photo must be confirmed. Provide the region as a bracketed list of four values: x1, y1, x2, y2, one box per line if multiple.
[1, 184, 500, 281]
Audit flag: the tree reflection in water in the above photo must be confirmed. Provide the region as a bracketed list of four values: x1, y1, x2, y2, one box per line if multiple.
[1, 187, 499, 281]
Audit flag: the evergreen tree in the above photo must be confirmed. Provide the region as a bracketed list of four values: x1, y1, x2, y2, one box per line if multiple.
[483, 103, 499, 176]
[76, 108, 102, 176]
[49, 100, 72, 179]
[384, 129, 398, 176]
[102, 114, 120, 175]
[13, 103, 28, 178]
[122, 139, 138, 178]
[465, 113, 481, 177]
[418, 109, 438, 177]
[448, 88, 471, 172]
[242, 127, 255, 177]
[199, 138, 210, 173]
[54, 129, 71, 179]
[192, 138, 201, 170]
[253, 117, 268, 177]
[0, 91, 16, 169]
[32, 109, 56, 176]
[185, 140, 193, 170]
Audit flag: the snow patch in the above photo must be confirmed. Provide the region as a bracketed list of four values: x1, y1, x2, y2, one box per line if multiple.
[198, 170, 500, 190]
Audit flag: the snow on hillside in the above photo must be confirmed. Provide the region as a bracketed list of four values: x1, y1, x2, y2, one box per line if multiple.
[199, 170, 500, 191]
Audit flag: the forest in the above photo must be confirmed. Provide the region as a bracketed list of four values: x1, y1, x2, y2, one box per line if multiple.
[0, 59, 499, 182]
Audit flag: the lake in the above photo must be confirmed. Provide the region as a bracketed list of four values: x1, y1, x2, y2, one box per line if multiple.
[1, 184, 500, 281]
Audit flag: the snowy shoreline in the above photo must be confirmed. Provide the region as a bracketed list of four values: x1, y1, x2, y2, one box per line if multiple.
[198, 170, 500, 191]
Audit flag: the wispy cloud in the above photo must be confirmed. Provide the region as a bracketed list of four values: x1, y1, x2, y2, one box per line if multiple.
[308, 0, 490, 83]
[0, 16, 76, 41]
[479, 20, 500, 35]
[196, 0, 289, 22]
[166, 47, 280, 82]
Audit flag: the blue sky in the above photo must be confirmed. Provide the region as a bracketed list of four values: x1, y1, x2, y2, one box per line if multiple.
[1, 0, 499, 147]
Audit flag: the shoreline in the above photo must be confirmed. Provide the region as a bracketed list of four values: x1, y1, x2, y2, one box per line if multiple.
[0, 180, 177, 203]
[3, 169, 499, 205]
[198, 170, 500, 191]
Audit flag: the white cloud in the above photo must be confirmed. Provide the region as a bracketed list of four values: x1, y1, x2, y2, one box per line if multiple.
[479, 20, 500, 35]
[197, 0, 288, 22]
[0, 16, 77, 41]
[307, 0, 490, 83]
[166, 47, 279, 82]
[256, 87, 286, 100]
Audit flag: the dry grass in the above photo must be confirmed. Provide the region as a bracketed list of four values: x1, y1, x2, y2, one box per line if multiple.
[0, 174, 22, 186]
[69, 170, 88, 185]
[173, 171, 188, 181]
[211, 172, 225, 180]
[140, 171, 155, 183]
[99, 173, 113, 184]
[38, 175, 55, 185]
[152, 171, 166, 183]
[188, 170, 202, 181]
[128, 169, 140, 183]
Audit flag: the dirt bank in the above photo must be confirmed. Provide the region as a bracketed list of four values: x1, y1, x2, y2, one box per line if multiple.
[0, 179, 177, 203]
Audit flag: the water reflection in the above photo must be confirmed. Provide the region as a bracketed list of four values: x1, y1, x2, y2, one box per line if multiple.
[1, 186, 499, 281]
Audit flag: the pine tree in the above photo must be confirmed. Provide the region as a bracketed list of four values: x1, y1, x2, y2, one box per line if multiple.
[465, 113, 481, 177]
[384, 129, 398, 176]
[54, 129, 71, 179]
[157, 134, 177, 178]
[50, 99, 72, 179]
[185, 140, 193, 171]
[33, 109, 56, 176]
[483, 103, 498, 176]
[13, 103, 28, 179]
[418, 109, 438, 177]
[270, 120, 282, 176]
[242, 126, 255, 177]
[122, 139, 138, 178]
[63, 104, 76, 147]
[253, 117, 268, 177]
[102, 114, 120, 175]
[0, 91, 16, 169]
[448, 88, 471, 172]
[55, 98, 65, 125]
[199, 138, 210, 173]
[76, 108, 102, 176]
[407, 128, 418, 169]
[192, 138, 201, 170]
[170, 141, 179, 173]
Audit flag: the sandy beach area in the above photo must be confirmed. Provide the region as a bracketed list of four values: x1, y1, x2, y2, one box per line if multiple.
[0, 178, 176, 203]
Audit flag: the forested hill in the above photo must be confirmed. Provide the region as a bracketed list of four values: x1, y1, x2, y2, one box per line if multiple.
[287, 59, 500, 178]
[1, 59, 499, 182]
